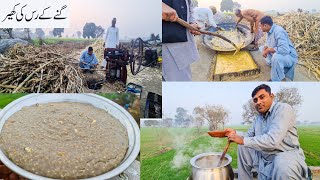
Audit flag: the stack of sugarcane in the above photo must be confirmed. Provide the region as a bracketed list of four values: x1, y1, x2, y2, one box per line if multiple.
[88, 38, 105, 64]
[274, 12, 320, 80]
[0, 44, 84, 93]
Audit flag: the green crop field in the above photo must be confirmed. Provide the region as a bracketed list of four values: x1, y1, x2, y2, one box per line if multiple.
[0, 94, 27, 109]
[141, 126, 320, 180]
[32, 38, 95, 46]
[0, 93, 137, 112]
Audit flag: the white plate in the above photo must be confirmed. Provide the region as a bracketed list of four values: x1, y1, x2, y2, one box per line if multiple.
[0, 93, 140, 180]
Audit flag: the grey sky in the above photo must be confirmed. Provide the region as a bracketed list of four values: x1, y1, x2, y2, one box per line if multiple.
[54, 0, 161, 38]
[163, 82, 320, 125]
[198, 0, 320, 12]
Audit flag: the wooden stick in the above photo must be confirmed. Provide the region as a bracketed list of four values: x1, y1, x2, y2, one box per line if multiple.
[176, 18, 240, 51]
[217, 140, 231, 167]
[13, 60, 55, 93]
[37, 68, 44, 93]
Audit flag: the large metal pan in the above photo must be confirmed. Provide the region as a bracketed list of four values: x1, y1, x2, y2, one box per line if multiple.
[203, 23, 254, 52]
[176, 18, 240, 51]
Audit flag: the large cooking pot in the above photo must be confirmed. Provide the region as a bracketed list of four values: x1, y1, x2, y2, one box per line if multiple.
[0, 94, 140, 180]
[190, 152, 234, 180]
[203, 23, 254, 52]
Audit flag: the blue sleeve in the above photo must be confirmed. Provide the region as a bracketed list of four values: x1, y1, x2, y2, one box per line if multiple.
[246, 119, 256, 137]
[236, 119, 255, 137]
[92, 54, 98, 65]
[274, 30, 290, 55]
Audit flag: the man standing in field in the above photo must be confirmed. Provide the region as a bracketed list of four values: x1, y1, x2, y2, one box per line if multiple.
[235, 9, 264, 51]
[259, 16, 298, 81]
[102, 18, 119, 69]
[225, 84, 308, 179]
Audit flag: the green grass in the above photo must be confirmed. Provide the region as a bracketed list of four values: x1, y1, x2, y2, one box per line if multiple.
[142, 149, 191, 180]
[0, 94, 27, 109]
[0, 93, 134, 107]
[99, 93, 122, 101]
[32, 38, 96, 46]
[297, 126, 320, 165]
[141, 126, 320, 180]
[0, 93, 137, 111]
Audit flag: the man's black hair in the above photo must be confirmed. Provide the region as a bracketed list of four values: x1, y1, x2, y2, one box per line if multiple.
[88, 46, 93, 52]
[235, 9, 241, 15]
[260, 16, 273, 26]
[252, 84, 271, 97]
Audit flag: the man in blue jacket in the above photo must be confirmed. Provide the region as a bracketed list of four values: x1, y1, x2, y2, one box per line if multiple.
[259, 16, 298, 81]
[79, 46, 99, 73]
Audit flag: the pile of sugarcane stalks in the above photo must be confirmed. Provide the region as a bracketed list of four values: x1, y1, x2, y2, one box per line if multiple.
[0, 44, 84, 93]
[88, 39, 104, 64]
[274, 12, 320, 80]
[298, 58, 320, 80]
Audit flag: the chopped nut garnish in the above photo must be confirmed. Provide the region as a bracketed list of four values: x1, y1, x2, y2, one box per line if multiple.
[24, 147, 32, 153]
[57, 152, 65, 156]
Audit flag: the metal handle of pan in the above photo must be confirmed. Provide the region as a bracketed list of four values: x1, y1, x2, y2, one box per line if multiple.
[118, 172, 129, 180]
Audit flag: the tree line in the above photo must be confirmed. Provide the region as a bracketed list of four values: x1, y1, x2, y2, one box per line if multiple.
[144, 87, 303, 131]
[0, 22, 106, 39]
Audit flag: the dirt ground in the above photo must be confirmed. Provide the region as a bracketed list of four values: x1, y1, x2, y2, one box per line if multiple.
[70, 41, 162, 118]
[191, 36, 318, 81]
[81, 64, 162, 118]
[127, 65, 162, 118]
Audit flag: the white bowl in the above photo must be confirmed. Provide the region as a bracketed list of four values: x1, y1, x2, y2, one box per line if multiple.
[0, 93, 140, 180]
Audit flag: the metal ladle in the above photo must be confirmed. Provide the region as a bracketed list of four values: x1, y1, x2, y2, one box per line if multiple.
[176, 18, 241, 54]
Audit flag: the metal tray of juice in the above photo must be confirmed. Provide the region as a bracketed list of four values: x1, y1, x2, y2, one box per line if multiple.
[202, 23, 254, 52]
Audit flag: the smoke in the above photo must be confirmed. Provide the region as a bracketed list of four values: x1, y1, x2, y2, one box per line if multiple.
[169, 128, 224, 169]
[169, 128, 194, 169]
[172, 151, 190, 169]
[189, 140, 223, 156]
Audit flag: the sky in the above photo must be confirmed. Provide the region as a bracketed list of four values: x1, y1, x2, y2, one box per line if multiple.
[162, 82, 320, 125]
[197, 0, 320, 12]
[43, 0, 161, 39]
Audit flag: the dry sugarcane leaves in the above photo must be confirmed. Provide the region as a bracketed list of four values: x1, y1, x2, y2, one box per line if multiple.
[274, 12, 320, 80]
